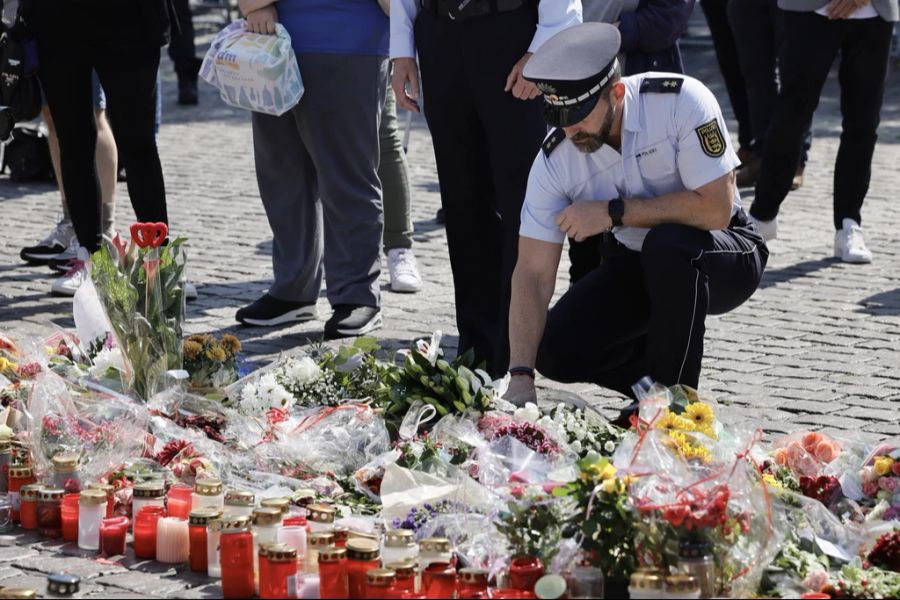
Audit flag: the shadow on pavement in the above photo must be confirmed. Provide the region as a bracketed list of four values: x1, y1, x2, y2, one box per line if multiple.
[758, 257, 838, 289]
[856, 287, 900, 315]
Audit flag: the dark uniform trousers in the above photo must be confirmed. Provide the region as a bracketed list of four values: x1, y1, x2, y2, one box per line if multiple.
[537, 212, 768, 397]
[168, 0, 202, 81]
[415, 6, 548, 376]
[750, 12, 893, 230]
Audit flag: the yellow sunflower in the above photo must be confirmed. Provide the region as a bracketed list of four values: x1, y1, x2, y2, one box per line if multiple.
[685, 402, 715, 430]
[183, 340, 203, 360]
[656, 410, 695, 432]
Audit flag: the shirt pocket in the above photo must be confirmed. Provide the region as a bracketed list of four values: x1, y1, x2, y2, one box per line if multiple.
[636, 140, 680, 195]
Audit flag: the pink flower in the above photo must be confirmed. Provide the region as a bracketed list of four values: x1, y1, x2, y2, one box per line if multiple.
[893, 462, 900, 477]
[879, 477, 900, 493]
[802, 569, 830, 592]
[508, 471, 529, 484]
[542, 482, 563, 494]
[863, 481, 880, 498]
[510, 485, 525, 499]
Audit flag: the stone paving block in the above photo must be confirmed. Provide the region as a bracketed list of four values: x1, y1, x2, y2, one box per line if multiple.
[0, 547, 39, 562]
[94, 572, 189, 597]
[13, 554, 127, 578]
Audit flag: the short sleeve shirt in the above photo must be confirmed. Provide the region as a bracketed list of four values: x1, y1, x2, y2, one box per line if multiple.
[520, 73, 742, 252]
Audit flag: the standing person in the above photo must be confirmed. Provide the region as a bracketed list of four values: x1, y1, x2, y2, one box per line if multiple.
[391, 0, 582, 376]
[28, 0, 171, 294]
[169, 0, 202, 105]
[503, 24, 767, 424]
[235, 0, 389, 339]
[748, 0, 897, 264]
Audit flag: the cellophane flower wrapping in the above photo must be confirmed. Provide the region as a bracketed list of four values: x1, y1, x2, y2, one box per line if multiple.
[90, 235, 186, 401]
[613, 382, 785, 597]
[24, 370, 149, 486]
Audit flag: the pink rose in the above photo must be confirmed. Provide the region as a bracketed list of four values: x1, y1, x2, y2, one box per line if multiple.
[802, 569, 830, 592]
[510, 485, 525, 499]
[879, 477, 899, 493]
[542, 482, 563, 494]
[863, 481, 880, 498]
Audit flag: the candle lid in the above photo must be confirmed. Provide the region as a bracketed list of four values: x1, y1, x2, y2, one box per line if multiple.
[630, 569, 664, 590]
[210, 515, 251, 532]
[225, 489, 256, 507]
[665, 574, 699, 593]
[47, 573, 80, 596]
[20, 484, 43, 501]
[332, 526, 349, 545]
[306, 503, 336, 523]
[38, 488, 64, 501]
[51, 453, 79, 472]
[385, 560, 417, 578]
[259, 542, 287, 557]
[252, 507, 283, 527]
[459, 568, 488, 584]
[189, 507, 223, 526]
[678, 538, 713, 558]
[133, 481, 165, 498]
[8, 466, 33, 478]
[309, 531, 335, 548]
[366, 568, 396, 586]
[291, 488, 316, 502]
[87, 482, 114, 495]
[419, 537, 451, 554]
[384, 528, 415, 548]
[260, 497, 291, 514]
[534, 574, 567, 600]
[346, 537, 380, 561]
[267, 545, 298, 563]
[318, 546, 347, 563]
[0, 590, 37, 599]
[194, 477, 223, 496]
[79, 489, 108, 505]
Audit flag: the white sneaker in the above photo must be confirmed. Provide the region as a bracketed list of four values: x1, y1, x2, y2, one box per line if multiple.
[184, 281, 198, 301]
[387, 247, 423, 293]
[834, 218, 872, 264]
[20, 218, 76, 263]
[50, 248, 90, 297]
[748, 213, 777, 241]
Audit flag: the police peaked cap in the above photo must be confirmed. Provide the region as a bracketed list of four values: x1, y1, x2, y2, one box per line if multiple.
[523, 23, 621, 128]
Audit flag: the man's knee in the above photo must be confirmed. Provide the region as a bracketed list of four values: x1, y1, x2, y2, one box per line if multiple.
[535, 319, 575, 383]
[641, 223, 706, 269]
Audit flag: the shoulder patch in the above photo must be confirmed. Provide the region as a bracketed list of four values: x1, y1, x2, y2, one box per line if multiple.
[694, 118, 726, 158]
[542, 128, 566, 157]
[640, 77, 684, 94]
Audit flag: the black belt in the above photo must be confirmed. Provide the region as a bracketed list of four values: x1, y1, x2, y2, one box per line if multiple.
[421, 0, 527, 21]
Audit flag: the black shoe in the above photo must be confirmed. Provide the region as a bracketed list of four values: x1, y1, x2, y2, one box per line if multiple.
[435, 207, 445, 224]
[48, 253, 80, 274]
[236, 294, 318, 327]
[177, 79, 199, 106]
[20, 220, 76, 264]
[324, 304, 382, 339]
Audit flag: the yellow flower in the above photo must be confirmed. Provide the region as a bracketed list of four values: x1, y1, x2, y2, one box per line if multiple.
[685, 402, 715, 430]
[657, 410, 695, 432]
[220, 334, 242, 356]
[670, 431, 712, 463]
[582, 461, 617, 482]
[695, 423, 718, 441]
[206, 346, 227, 362]
[762, 473, 783, 489]
[0, 357, 17, 373]
[874, 456, 894, 477]
[601, 477, 624, 495]
[183, 340, 202, 360]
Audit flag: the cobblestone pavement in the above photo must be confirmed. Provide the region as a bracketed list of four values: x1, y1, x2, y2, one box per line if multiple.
[0, 14, 897, 597]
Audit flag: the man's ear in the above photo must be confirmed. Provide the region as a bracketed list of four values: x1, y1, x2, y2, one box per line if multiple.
[612, 81, 626, 102]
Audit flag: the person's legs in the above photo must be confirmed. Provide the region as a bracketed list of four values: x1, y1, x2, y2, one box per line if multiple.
[640, 218, 767, 388]
[94, 70, 118, 239]
[168, 0, 201, 104]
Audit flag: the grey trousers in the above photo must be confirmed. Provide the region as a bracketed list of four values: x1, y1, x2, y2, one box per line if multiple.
[252, 53, 388, 308]
[379, 86, 414, 251]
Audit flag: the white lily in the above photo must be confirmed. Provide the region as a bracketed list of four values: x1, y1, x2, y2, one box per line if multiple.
[415, 330, 444, 366]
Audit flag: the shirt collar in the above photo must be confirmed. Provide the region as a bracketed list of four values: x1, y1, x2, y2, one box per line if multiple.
[622, 77, 641, 134]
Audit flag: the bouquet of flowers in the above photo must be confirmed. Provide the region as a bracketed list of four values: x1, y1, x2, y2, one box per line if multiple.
[512, 402, 625, 458]
[495, 482, 576, 565]
[858, 445, 900, 516]
[90, 223, 186, 400]
[771, 431, 843, 478]
[183, 334, 242, 393]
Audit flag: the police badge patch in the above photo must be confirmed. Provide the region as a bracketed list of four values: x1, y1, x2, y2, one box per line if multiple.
[695, 119, 726, 158]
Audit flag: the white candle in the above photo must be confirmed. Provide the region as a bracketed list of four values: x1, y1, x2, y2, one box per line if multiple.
[156, 517, 189, 564]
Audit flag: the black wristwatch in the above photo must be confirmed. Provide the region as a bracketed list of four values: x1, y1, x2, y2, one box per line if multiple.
[608, 198, 625, 228]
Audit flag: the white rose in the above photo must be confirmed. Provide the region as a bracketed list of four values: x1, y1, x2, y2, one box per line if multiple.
[514, 402, 540, 423]
[89, 347, 126, 377]
[571, 440, 583, 454]
[604, 441, 616, 454]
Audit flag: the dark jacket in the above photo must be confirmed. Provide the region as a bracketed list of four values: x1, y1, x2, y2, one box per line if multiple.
[618, 0, 696, 75]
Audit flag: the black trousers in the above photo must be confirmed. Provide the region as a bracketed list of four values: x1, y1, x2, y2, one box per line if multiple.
[699, 0, 754, 150]
[168, 0, 201, 80]
[415, 7, 547, 376]
[537, 213, 768, 397]
[750, 12, 893, 230]
[34, 0, 167, 253]
[727, 0, 811, 164]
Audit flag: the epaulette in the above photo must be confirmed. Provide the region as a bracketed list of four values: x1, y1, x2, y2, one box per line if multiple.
[640, 77, 684, 94]
[542, 128, 566, 157]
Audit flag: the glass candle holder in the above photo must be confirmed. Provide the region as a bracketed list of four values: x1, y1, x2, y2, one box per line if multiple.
[86, 482, 115, 519]
[131, 481, 165, 531]
[77, 490, 107, 551]
[192, 478, 224, 511]
[318, 546, 349, 599]
[189, 508, 221, 573]
[458, 568, 489, 598]
[19, 484, 42, 530]
[208, 515, 251, 579]
[224, 490, 256, 518]
[509, 556, 544, 593]
[133, 505, 165, 559]
[99, 516, 129, 556]
[346, 538, 380, 599]
[60, 493, 80, 542]
[382, 529, 418, 566]
[37, 488, 64, 538]
[422, 562, 456, 599]
[166, 483, 193, 520]
[306, 531, 335, 574]
[157, 516, 190, 564]
[261, 545, 298, 599]
[51, 453, 81, 493]
[366, 568, 398, 599]
[278, 524, 307, 566]
[260, 497, 291, 517]
[386, 561, 417, 595]
[9, 466, 36, 523]
[220, 526, 255, 599]
[306, 503, 336, 533]
[418, 538, 453, 571]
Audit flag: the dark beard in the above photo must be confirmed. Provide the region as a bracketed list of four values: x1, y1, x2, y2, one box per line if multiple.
[571, 105, 615, 154]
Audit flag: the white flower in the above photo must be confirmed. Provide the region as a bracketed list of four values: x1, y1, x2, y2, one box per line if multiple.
[283, 356, 321, 385]
[571, 440, 583, 454]
[89, 347, 125, 377]
[604, 440, 616, 454]
[415, 330, 444, 366]
[514, 402, 540, 423]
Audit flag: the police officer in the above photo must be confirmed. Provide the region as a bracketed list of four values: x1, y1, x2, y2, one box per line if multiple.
[503, 23, 768, 423]
[390, 0, 581, 376]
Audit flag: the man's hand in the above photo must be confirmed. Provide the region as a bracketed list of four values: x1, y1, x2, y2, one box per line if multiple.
[504, 375, 537, 407]
[504, 53, 540, 100]
[555, 201, 613, 242]
[245, 5, 278, 34]
[826, 0, 870, 19]
[392, 58, 421, 113]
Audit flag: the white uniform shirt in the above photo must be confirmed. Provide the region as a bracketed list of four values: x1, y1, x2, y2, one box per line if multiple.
[389, 0, 583, 58]
[520, 73, 742, 252]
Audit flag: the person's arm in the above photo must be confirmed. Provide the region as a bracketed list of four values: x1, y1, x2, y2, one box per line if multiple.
[240, 0, 278, 34]
[239, 0, 275, 17]
[390, 0, 421, 111]
[554, 172, 735, 241]
[618, 0, 695, 54]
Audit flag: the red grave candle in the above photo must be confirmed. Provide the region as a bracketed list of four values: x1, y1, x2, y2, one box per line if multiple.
[60, 493, 80, 542]
[19, 484, 42, 530]
[346, 538, 380, 598]
[422, 562, 457, 599]
[133, 505, 165, 559]
[166, 483, 193, 520]
[261, 545, 298, 599]
[319, 546, 349, 599]
[508, 556, 544, 593]
[100, 516, 129, 556]
[9, 466, 36, 523]
[220, 526, 255, 599]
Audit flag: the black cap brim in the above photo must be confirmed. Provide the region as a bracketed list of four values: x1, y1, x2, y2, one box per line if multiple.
[542, 93, 601, 128]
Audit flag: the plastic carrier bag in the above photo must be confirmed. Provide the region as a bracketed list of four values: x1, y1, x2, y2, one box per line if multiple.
[201, 20, 304, 116]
